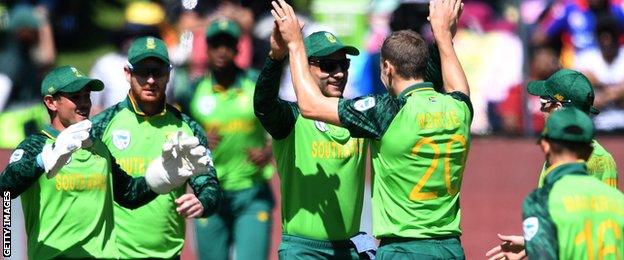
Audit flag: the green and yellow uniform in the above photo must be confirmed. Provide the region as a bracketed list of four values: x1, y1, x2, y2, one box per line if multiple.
[0, 125, 158, 259]
[91, 95, 221, 259]
[255, 57, 367, 259]
[338, 83, 472, 258]
[177, 69, 274, 260]
[538, 140, 618, 188]
[523, 162, 624, 259]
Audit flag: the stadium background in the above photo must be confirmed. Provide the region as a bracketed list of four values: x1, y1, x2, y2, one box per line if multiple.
[1, 0, 624, 259]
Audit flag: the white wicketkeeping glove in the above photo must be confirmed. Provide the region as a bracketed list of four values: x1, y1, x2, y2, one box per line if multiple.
[41, 120, 93, 178]
[145, 131, 213, 194]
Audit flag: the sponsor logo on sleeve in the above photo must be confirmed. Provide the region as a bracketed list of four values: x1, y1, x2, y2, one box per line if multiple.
[314, 121, 328, 132]
[8, 150, 24, 164]
[523, 217, 539, 241]
[354, 97, 376, 112]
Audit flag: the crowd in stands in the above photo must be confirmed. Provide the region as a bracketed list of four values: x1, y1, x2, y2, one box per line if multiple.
[1, 0, 624, 145]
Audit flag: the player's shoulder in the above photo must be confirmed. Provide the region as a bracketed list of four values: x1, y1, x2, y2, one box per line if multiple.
[169, 104, 205, 137]
[91, 102, 126, 139]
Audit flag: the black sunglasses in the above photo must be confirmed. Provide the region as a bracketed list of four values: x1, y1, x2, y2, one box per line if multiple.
[539, 96, 572, 107]
[309, 58, 350, 72]
[129, 64, 172, 78]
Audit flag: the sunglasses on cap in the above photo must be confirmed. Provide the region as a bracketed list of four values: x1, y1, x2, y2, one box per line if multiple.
[128, 64, 172, 78]
[309, 58, 350, 73]
[539, 96, 571, 108]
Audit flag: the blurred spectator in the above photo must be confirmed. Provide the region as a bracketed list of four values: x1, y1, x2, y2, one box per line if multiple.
[532, 0, 624, 67]
[454, 1, 523, 134]
[189, 1, 255, 78]
[574, 16, 624, 131]
[0, 4, 54, 149]
[89, 1, 163, 114]
[497, 47, 560, 134]
[175, 18, 274, 260]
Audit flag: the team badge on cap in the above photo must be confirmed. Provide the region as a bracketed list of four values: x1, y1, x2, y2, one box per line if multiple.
[146, 37, 157, 49]
[112, 130, 131, 150]
[325, 32, 337, 43]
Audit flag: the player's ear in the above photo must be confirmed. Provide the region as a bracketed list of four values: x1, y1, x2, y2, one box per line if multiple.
[43, 95, 58, 112]
[124, 66, 132, 83]
[539, 138, 550, 154]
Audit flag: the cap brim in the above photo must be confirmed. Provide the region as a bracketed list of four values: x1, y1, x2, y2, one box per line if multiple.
[61, 78, 104, 94]
[310, 45, 360, 57]
[527, 80, 548, 96]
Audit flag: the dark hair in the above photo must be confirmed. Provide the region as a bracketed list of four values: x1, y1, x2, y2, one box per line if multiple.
[543, 138, 594, 161]
[380, 30, 429, 80]
[595, 15, 622, 39]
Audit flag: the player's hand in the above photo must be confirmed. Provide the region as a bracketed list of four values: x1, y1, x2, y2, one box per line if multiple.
[41, 120, 92, 178]
[175, 193, 204, 218]
[428, 0, 463, 41]
[270, 0, 304, 49]
[269, 21, 288, 60]
[485, 234, 527, 260]
[206, 129, 221, 151]
[247, 146, 272, 167]
[145, 131, 213, 194]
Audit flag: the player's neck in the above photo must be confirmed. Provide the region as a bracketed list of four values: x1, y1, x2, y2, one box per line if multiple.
[547, 153, 583, 166]
[391, 77, 424, 96]
[50, 117, 67, 132]
[212, 65, 238, 89]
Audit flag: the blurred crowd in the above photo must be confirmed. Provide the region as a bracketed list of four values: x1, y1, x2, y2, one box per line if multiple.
[1, 0, 624, 150]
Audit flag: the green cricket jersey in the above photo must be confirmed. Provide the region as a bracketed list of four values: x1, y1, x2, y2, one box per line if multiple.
[538, 140, 617, 188]
[177, 70, 271, 191]
[523, 162, 624, 259]
[0, 125, 157, 259]
[254, 57, 367, 241]
[91, 95, 221, 258]
[338, 83, 473, 239]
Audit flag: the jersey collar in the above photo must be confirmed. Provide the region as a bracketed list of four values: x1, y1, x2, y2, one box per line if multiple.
[205, 70, 246, 93]
[124, 94, 167, 117]
[543, 161, 588, 188]
[398, 82, 434, 99]
[41, 124, 60, 139]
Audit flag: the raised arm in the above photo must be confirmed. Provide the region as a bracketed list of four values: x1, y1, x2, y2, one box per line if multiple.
[254, 21, 302, 139]
[270, 0, 342, 126]
[429, 0, 470, 96]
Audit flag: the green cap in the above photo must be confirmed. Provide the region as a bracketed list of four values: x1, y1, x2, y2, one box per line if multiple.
[8, 5, 40, 31]
[205, 19, 241, 40]
[527, 69, 599, 114]
[541, 107, 594, 143]
[41, 66, 104, 96]
[304, 31, 359, 58]
[127, 36, 170, 66]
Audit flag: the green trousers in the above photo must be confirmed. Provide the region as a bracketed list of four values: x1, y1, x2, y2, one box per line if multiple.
[195, 182, 274, 260]
[377, 236, 465, 260]
[278, 234, 361, 260]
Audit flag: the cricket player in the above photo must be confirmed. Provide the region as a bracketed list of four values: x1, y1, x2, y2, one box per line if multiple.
[528, 69, 618, 188]
[174, 19, 274, 260]
[254, 14, 370, 260]
[492, 108, 624, 259]
[0, 65, 210, 259]
[486, 69, 619, 259]
[271, 0, 470, 258]
[90, 36, 221, 259]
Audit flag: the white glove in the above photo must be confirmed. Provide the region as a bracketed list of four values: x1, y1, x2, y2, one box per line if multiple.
[145, 131, 212, 194]
[41, 120, 92, 178]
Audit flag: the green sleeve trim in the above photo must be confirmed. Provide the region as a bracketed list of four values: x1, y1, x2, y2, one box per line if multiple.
[522, 188, 559, 259]
[180, 112, 222, 217]
[338, 93, 403, 140]
[449, 91, 474, 121]
[425, 44, 444, 93]
[109, 152, 158, 209]
[254, 57, 299, 140]
[0, 135, 47, 198]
